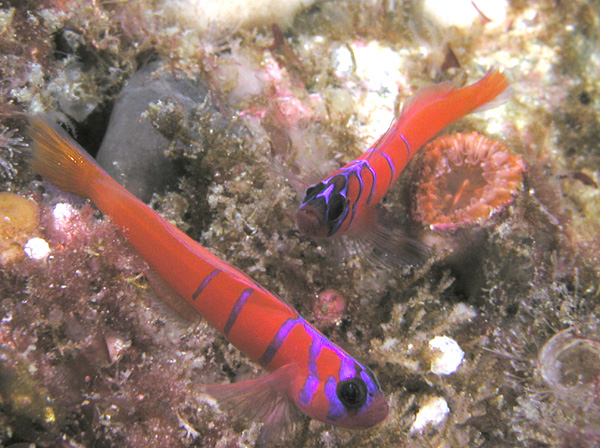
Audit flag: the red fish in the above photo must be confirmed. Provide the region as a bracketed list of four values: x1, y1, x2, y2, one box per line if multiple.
[295, 69, 509, 263]
[29, 118, 388, 442]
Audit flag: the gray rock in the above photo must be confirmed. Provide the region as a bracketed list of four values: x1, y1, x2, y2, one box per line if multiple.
[96, 61, 210, 202]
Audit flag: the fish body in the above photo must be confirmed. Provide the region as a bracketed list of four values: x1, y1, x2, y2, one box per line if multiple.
[29, 118, 388, 441]
[295, 69, 509, 261]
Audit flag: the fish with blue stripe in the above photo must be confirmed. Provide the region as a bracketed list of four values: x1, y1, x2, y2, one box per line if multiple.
[295, 69, 509, 264]
[28, 117, 389, 443]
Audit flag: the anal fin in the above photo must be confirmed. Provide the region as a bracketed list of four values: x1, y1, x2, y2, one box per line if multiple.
[145, 268, 201, 325]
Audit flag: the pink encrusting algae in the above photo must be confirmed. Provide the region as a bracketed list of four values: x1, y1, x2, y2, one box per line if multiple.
[312, 289, 346, 330]
[414, 132, 526, 230]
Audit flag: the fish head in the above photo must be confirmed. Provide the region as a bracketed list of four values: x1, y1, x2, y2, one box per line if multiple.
[293, 354, 389, 430]
[295, 174, 350, 238]
[324, 365, 389, 429]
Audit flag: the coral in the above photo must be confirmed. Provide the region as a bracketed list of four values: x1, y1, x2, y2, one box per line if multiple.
[414, 132, 526, 230]
[0, 197, 231, 448]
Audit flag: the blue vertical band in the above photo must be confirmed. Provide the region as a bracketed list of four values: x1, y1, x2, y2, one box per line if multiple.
[192, 269, 221, 300]
[223, 288, 254, 336]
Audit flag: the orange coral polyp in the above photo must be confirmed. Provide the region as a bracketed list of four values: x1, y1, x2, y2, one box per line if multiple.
[415, 132, 525, 230]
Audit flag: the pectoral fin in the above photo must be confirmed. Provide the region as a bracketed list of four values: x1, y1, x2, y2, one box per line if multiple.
[355, 205, 429, 267]
[203, 364, 300, 444]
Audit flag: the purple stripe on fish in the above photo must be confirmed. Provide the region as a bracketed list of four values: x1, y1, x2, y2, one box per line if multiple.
[299, 326, 324, 406]
[359, 370, 377, 409]
[363, 162, 377, 205]
[223, 287, 254, 336]
[339, 357, 357, 380]
[325, 376, 346, 421]
[259, 317, 302, 367]
[349, 169, 363, 228]
[192, 268, 221, 300]
[333, 165, 364, 235]
[307, 327, 323, 376]
[400, 133, 411, 156]
[300, 375, 319, 407]
[381, 152, 396, 190]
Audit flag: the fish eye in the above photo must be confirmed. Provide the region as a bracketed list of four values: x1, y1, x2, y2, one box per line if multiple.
[327, 193, 347, 222]
[337, 378, 367, 409]
[303, 182, 326, 203]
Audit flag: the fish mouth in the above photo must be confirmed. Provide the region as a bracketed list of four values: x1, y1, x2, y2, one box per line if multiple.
[336, 394, 389, 429]
[356, 394, 389, 429]
[295, 205, 328, 238]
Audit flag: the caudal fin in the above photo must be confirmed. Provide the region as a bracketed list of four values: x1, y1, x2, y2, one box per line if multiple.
[28, 117, 105, 199]
[400, 68, 509, 120]
[465, 68, 511, 113]
[395, 69, 509, 152]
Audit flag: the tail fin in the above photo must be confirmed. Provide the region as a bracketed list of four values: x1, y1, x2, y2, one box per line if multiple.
[28, 117, 106, 199]
[395, 69, 509, 152]
[464, 68, 511, 113]
[399, 68, 509, 120]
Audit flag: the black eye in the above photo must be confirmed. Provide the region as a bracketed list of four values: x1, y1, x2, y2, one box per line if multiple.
[302, 182, 326, 203]
[337, 378, 367, 409]
[327, 193, 347, 222]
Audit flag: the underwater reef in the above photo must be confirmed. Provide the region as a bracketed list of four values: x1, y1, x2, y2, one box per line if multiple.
[0, 0, 599, 447]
